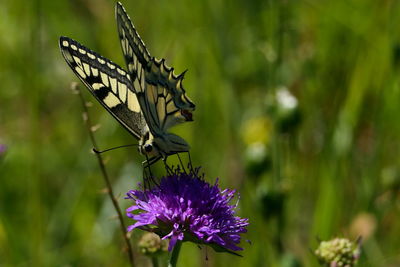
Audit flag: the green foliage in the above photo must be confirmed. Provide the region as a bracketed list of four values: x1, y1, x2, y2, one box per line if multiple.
[1, 0, 400, 266]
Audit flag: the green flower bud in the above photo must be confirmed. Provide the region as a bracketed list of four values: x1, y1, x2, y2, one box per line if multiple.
[315, 237, 361, 267]
[138, 233, 168, 256]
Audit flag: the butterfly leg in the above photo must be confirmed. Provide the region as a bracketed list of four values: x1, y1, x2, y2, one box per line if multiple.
[144, 155, 154, 177]
[187, 151, 195, 174]
[143, 155, 153, 189]
[176, 153, 187, 174]
[142, 167, 151, 189]
[162, 156, 174, 175]
[142, 155, 160, 188]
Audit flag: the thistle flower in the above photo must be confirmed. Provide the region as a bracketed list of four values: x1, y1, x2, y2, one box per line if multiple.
[315, 237, 361, 267]
[125, 169, 249, 254]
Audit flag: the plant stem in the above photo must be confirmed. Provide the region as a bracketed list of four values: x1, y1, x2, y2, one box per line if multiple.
[168, 241, 182, 267]
[151, 257, 159, 267]
[74, 83, 135, 267]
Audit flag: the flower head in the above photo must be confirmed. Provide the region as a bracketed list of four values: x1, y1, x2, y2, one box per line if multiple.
[125, 169, 249, 253]
[315, 237, 361, 267]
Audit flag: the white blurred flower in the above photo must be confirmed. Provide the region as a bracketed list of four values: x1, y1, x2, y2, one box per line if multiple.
[276, 86, 297, 110]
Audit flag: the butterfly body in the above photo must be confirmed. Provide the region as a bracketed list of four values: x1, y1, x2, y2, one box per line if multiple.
[138, 128, 189, 162]
[59, 2, 195, 165]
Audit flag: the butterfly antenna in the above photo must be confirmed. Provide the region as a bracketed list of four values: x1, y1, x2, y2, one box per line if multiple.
[92, 144, 138, 154]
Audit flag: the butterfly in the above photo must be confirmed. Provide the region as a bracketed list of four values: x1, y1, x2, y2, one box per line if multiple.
[59, 2, 195, 167]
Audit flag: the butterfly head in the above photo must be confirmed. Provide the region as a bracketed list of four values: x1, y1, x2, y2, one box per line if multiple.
[143, 143, 153, 153]
[139, 132, 160, 157]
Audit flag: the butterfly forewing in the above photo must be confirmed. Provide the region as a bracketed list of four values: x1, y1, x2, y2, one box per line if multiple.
[59, 36, 147, 139]
[115, 2, 151, 80]
[115, 3, 195, 115]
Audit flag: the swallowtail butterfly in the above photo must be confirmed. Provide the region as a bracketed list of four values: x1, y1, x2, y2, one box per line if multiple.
[59, 2, 195, 166]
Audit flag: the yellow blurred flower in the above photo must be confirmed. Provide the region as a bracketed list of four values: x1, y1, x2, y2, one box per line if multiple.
[241, 116, 273, 146]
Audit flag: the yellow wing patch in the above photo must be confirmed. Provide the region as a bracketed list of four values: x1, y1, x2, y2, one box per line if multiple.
[100, 72, 109, 87]
[103, 93, 120, 108]
[109, 77, 117, 93]
[127, 91, 140, 113]
[118, 82, 127, 102]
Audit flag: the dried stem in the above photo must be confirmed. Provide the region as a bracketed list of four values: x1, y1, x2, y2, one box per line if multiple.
[73, 83, 135, 267]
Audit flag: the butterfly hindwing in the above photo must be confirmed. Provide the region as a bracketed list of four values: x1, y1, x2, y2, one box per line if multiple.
[145, 82, 185, 132]
[59, 36, 148, 139]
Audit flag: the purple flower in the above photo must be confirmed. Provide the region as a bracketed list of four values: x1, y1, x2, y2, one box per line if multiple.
[0, 144, 6, 156]
[125, 170, 249, 253]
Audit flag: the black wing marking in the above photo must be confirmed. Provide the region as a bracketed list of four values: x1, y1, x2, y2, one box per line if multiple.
[59, 36, 148, 139]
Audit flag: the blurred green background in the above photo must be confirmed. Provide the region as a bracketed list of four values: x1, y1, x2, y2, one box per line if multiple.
[1, 0, 400, 266]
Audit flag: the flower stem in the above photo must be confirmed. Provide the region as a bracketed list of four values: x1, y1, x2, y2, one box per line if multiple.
[151, 257, 159, 267]
[74, 83, 135, 267]
[168, 241, 182, 267]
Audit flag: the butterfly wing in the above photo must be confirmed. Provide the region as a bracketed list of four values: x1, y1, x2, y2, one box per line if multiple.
[115, 2, 150, 85]
[115, 3, 192, 156]
[115, 2, 195, 120]
[59, 36, 148, 139]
